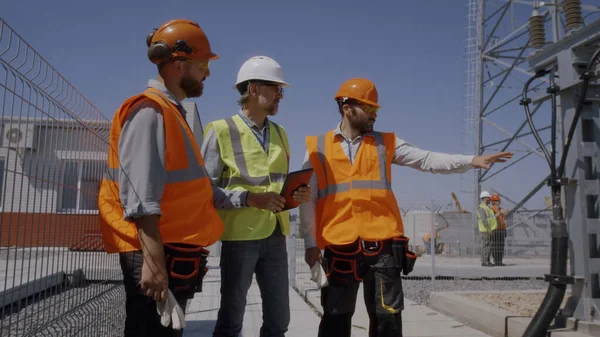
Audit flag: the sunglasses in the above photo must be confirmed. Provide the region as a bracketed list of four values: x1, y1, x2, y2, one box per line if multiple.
[177, 58, 210, 72]
[252, 81, 284, 95]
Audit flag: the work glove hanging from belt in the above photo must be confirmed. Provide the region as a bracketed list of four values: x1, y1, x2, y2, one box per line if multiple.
[156, 289, 186, 330]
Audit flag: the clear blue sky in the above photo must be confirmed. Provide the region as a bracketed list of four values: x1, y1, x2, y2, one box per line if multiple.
[2, 0, 553, 211]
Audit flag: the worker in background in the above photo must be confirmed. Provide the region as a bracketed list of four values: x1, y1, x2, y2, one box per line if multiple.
[490, 194, 507, 266]
[477, 191, 498, 267]
[201, 55, 311, 337]
[98, 19, 244, 337]
[422, 227, 440, 255]
[299, 77, 513, 337]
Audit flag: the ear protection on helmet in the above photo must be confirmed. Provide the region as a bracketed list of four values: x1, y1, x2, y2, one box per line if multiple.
[146, 29, 194, 65]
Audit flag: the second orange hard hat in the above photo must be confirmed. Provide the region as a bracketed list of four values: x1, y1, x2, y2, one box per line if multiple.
[334, 78, 380, 108]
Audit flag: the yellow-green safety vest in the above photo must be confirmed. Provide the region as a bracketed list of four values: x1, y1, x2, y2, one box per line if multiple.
[204, 114, 291, 241]
[477, 203, 498, 233]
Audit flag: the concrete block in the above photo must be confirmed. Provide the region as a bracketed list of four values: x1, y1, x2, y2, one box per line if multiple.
[0, 271, 65, 308]
[430, 291, 594, 337]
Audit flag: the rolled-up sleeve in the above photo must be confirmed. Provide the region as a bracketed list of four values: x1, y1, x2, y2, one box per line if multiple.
[200, 125, 248, 209]
[298, 150, 318, 249]
[393, 137, 475, 174]
[118, 100, 165, 220]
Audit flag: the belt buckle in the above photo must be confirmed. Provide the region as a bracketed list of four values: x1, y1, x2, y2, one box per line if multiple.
[361, 240, 380, 254]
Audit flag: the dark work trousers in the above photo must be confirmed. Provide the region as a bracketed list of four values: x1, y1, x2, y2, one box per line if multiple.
[213, 224, 289, 337]
[119, 250, 191, 337]
[492, 229, 506, 265]
[318, 246, 404, 337]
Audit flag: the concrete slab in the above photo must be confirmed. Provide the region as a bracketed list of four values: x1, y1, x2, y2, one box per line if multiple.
[304, 284, 490, 337]
[0, 247, 121, 308]
[430, 291, 594, 337]
[0, 272, 65, 308]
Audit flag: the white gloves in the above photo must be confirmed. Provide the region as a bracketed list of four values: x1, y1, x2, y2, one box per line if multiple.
[310, 262, 329, 288]
[156, 289, 186, 330]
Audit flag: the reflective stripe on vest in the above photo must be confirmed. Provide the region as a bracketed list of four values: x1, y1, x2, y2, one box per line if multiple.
[205, 114, 290, 241]
[220, 117, 287, 187]
[98, 88, 223, 253]
[102, 112, 207, 183]
[313, 132, 392, 199]
[477, 204, 498, 232]
[306, 130, 404, 249]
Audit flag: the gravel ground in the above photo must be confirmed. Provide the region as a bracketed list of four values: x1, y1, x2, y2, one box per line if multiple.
[0, 283, 125, 337]
[461, 292, 570, 317]
[402, 278, 549, 307]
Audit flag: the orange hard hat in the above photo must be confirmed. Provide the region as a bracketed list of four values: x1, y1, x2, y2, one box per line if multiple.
[146, 19, 219, 65]
[491, 194, 501, 201]
[334, 78, 381, 108]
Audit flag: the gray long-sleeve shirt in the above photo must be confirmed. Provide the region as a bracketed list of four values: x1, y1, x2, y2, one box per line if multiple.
[118, 79, 246, 220]
[298, 122, 476, 249]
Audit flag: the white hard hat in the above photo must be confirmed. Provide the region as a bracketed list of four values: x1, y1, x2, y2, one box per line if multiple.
[234, 56, 289, 89]
[480, 191, 491, 199]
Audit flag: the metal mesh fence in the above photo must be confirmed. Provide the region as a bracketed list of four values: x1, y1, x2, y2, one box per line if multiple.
[289, 199, 553, 310]
[0, 18, 124, 336]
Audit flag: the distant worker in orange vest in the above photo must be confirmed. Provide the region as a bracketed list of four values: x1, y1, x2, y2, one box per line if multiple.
[490, 194, 507, 266]
[299, 78, 513, 337]
[423, 227, 440, 255]
[98, 19, 247, 337]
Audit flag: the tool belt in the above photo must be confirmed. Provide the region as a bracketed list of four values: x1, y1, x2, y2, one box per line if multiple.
[163, 243, 209, 298]
[322, 236, 417, 287]
[390, 236, 417, 276]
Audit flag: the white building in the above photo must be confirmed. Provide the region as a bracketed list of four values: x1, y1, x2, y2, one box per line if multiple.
[0, 102, 205, 247]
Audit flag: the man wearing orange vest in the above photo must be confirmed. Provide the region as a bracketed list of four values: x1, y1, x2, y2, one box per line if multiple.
[490, 194, 507, 266]
[98, 19, 249, 337]
[299, 78, 513, 337]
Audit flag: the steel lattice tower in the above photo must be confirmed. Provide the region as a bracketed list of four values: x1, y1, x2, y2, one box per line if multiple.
[462, 0, 600, 214]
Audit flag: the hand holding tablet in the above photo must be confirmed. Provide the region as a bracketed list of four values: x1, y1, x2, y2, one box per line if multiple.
[276, 168, 314, 212]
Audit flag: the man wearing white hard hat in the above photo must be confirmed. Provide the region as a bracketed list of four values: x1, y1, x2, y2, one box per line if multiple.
[201, 56, 311, 337]
[477, 191, 498, 267]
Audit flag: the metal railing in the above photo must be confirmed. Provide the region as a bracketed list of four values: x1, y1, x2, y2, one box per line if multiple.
[0, 17, 123, 336]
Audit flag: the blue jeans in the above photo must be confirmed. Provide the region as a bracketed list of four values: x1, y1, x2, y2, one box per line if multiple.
[213, 225, 290, 337]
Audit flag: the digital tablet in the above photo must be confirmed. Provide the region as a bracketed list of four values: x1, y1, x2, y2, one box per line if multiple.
[277, 168, 314, 212]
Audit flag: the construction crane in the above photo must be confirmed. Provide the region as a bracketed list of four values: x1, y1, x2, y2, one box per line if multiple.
[451, 192, 469, 213]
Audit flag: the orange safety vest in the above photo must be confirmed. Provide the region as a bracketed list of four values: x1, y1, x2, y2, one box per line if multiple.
[98, 88, 224, 253]
[306, 130, 404, 249]
[491, 205, 507, 230]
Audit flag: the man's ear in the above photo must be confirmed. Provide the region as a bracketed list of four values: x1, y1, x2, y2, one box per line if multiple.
[342, 103, 352, 116]
[248, 83, 257, 97]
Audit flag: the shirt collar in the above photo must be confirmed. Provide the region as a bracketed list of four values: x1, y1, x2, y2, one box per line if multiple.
[333, 121, 374, 142]
[238, 110, 269, 130]
[147, 79, 182, 106]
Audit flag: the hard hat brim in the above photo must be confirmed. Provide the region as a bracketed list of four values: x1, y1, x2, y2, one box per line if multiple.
[233, 78, 290, 90]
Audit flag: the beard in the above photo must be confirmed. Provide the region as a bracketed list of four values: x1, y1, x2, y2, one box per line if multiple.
[349, 109, 375, 133]
[180, 74, 203, 98]
[259, 96, 279, 116]
[266, 100, 279, 116]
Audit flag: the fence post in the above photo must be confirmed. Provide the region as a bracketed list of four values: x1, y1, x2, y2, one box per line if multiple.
[430, 199, 436, 292]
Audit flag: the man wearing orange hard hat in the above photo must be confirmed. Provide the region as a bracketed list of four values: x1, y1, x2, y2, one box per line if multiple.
[490, 194, 507, 266]
[99, 19, 245, 337]
[299, 78, 514, 337]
